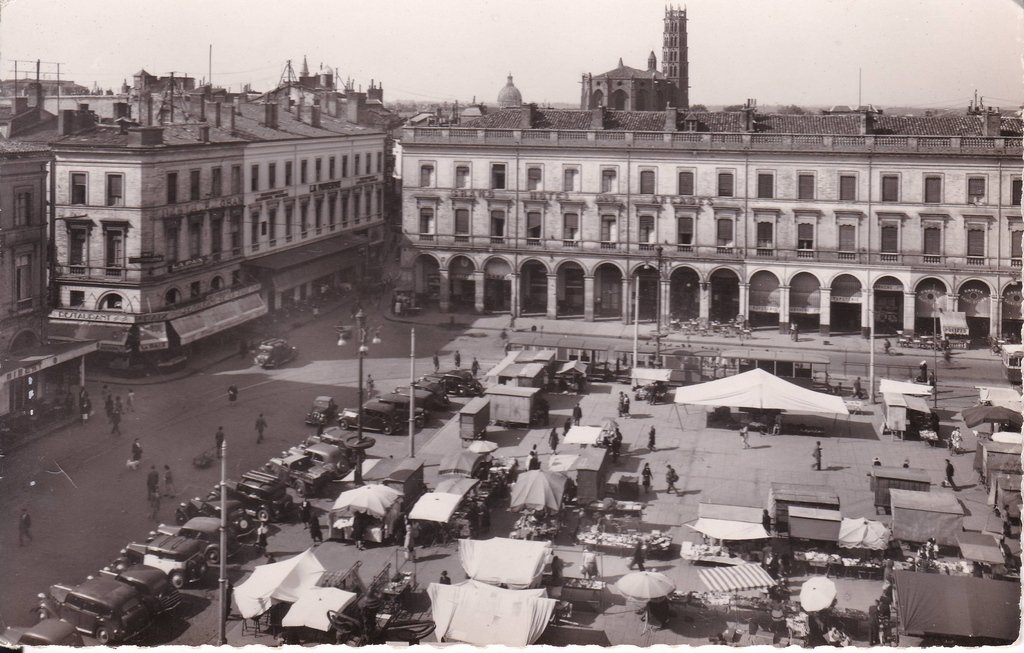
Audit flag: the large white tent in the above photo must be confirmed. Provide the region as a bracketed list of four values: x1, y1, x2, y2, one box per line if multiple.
[409, 492, 462, 523]
[427, 579, 556, 646]
[233, 548, 326, 619]
[879, 379, 933, 396]
[673, 368, 849, 415]
[458, 537, 552, 589]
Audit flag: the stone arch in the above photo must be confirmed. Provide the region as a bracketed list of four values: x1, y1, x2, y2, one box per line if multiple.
[414, 253, 441, 305]
[747, 270, 781, 328]
[914, 277, 948, 335]
[483, 257, 513, 313]
[1001, 282, 1023, 339]
[8, 329, 39, 353]
[97, 292, 125, 311]
[669, 266, 700, 321]
[632, 261, 660, 322]
[447, 255, 476, 310]
[210, 275, 224, 291]
[829, 274, 863, 334]
[610, 88, 629, 110]
[789, 272, 821, 332]
[519, 259, 549, 315]
[590, 89, 605, 110]
[872, 276, 906, 336]
[593, 262, 624, 319]
[958, 279, 993, 340]
[709, 268, 740, 323]
[518, 257, 551, 275]
[164, 287, 182, 306]
[556, 260, 586, 317]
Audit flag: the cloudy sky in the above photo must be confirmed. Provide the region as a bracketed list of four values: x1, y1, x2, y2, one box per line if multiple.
[2, 0, 1021, 108]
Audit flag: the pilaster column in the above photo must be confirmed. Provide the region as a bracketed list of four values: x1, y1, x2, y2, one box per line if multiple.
[583, 276, 595, 322]
[902, 292, 916, 335]
[778, 285, 790, 334]
[473, 271, 485, 313]
[547, 274, 558, 319]
[699, 283, 710, 320]
[738, 282, 749, 323]
[438, 269, 451, 313]
[819, 287, 832, 335]
[510, 272, 520, 317]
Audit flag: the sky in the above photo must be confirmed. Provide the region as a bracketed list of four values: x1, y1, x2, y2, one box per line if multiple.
[1, 0, 1021, 109]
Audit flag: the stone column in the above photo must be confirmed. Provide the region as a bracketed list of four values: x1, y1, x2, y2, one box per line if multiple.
[699, 282, 710, 320]
[819, 287, 832, 335]
[778, 285, 791, 334]
[438, 269, 451, 313]
[738, 282, 749, 323]
[546, 274, 558, 319]
[659, 277, 670, 326]
[584, 276, 595, 322]
[903, 292, 916, 336]
[473, 271, 486, 313]
[509, 272, 520, 317]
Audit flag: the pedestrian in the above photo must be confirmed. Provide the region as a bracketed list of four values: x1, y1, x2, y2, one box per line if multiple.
[215, 426, 225, 458]
[549, 427, 559, 454]
[740, 425, 750, 449]
[945, 459, 958, 490]
[762, 509, 772, 535]
[622, 395, 630, 418]
[163, 465, 176, 497]
[309, 515, 323, 544]
[300, 499, 312, 529]
[255, 413, 267, 443]
[115, 395, 123, 415]
[793, 325, 800, 342]
[126, 388, 135, 412]
[439, 570, 452, 585]
[617, 392, 625, 418]
[255, 521, 269, 552]
[666, 465, 679, 494]
[366, 374, 375, 397]
[928, 371, 936, 388]
[641, 463, 653, 493]
[18, 508, 32, 546]
[146, 464, 159, 497]
[853, 377, 863, 399]
[433, 352, 440, 373]
[581, 546, 599, 580]
[812, 441, 822, 471]
[105, 393, 114, 420]
[110, 408, 122, 436]
[610, 432, 622, 462]
[148, 491, 161, 520]
[403, 518, 417, 561]
[471, 357, 480, 377]
[572, 403, 582, 426]
[227, 384, 238, 405]
[648, 425, 657, 452]
[772, 413, 783, 436]
[628, 540, 647, 571]
[527, 451, 541, 471]
[454, 350, 461, 369]
[80, 392, 91, 422]
[131, 438, 143, 463]
[563, 416, 572, 437]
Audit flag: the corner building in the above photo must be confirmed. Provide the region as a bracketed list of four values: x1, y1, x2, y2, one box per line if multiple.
[400, 104, 1023, 340]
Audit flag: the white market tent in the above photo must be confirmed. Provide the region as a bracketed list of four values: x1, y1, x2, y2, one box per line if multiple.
[563, 425, 604, 445]
[631, 368, 672, 384]
[698, 563, 776, 593]
[837, 518, 891, 550]
[689, 503, 769, 541]
[427, 579, 556, 646]
[879, 379, 934, 396]
[673, 368, 849, 415]
[992, 431, 1024, 444]
[281, 587, 358, 632]
[976, 386, 1023, 412]
[459, 537, 552, 589]
[409, 492, 463, 523]
[434, 476, 479, 498]
[233, 548, 326, 619]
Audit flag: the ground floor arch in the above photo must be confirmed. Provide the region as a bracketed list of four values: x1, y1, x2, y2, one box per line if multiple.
[669, 267, 700, 321]
[914, 277, 947, 335]
[483, 258, 512, 313]
[413, 254, 441, 305]
[710, 268, 740, 323]
[556, 261, 585, 317]
[594, 263, 623, 319]
[958, 279, 992, 340]
[519, 260, 549, 316]
[789, 272, 821, 333]
[747, 270, 780, 329]
[830, 274, 863, 334]
[8, 329, 39, 353]
[634, 266, 660, 321]
[873, 276, 905, 336]
[448, 255, 476, 311]
[1002, 282, 1023, 341]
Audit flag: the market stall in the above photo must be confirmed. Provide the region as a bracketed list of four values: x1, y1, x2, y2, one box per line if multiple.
[956, 531, 1005, 569]
[960, 404, 1024, 430]
[572, 446, 609, 503]
[329, 484, 403, 543]
[837, 518, 891, 551]
[767, 483, 840, 534]
[484, 385, 546, 427]
[674, 368, 849, 415]
[363, 457, 426, 509]
[508, 470, 568, 540]
[788, 506, 842, 543]
[554, 360, 589, 394]
[870, 466, 931, 511]
[427, 579, 557, 646]
[698, 563, 776, 593]
[892, 571, 1021, 644]
[973, 440, 1023, 487]
[281, 587, 358, 633]
[438, 451, 488, 478]
[458, 537, 553, 589]
[881, 393, 933, 441]
[689, 503, 769, 542]
[563, 425, 604, 446]
[976, 386, 1023, 412]
[631, 368, 673, 403]
[939, 311, 970, 348]
[458, 397, 491, 443]
[576, 527, 673, 559]
[409, 492, 463, 525]
[234, 548, 327, 619]
[889, 489, 964, 547]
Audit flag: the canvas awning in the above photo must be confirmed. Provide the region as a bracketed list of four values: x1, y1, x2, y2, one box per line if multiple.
[435, 477, 479, 499]
[48, 321, 131, 352]
[137, 321, 169, 351]
[690, 503, 769, 541]
[674, 368, 849, 414]
[169, 292, 267, 345]
[893, 571, 1020, 642]
[902, 394, 932, 414]
[890, 489, 965, 546]
[976, 386, 1023, 412]
[281, 587, 357, 632]
[458, 538, 552, 589]
[992, 431, 1023, 444]
[233, 549, 326, 618]
[940, 311, 969, 336]
[556, 360, 589, 376]
[698, 563, 776, 593]
[509, 470, 568, 513]
[788, 506, 842, 542]
[837, 518, 891, 550]
[563, 426, 603, 445]
[631, 368, 672, 383]
[956, 532, 1005, 565]
[427, 580, 555, 646]
[879, 379, 934, 396]
[409, 492, 462, 523]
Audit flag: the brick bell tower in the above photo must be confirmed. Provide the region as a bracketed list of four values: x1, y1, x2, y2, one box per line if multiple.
[662, 5, 689, 108]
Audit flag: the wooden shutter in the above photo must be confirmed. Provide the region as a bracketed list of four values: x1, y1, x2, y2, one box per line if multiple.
[718, 172, 734, 197]
[966, 229, 985, 257]
[678, 171, 694, 195]
[756, 222, 773, 247]
[716, 218, 733, 244]
[640, 170, 656, 194]
[838, 224, 856, 251]
[455, 208, 470, 234]
[922, 227, 941, 255]
[839, 175, 856, 201]
[798, 174, 815, 200]
[757, 173, 773, 199]
[880, 225, 898, 253]
[677, 216, 694, 243]
[881, 176, 899, 201]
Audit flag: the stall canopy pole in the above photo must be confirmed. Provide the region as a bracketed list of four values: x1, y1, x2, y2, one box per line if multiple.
[633, 276, 640, 368]
[217, 439, 227, 644]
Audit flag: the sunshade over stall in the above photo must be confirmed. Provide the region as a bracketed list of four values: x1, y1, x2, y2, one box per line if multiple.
[893, 571, 1021, 643]
[698, 563, 776, 593]
[631, 368, 672, 384]
[690, 503, 769, 541]
[330, 485, 403, 542]
[408, 492, 463, 523]
[234, 548, 326, 618]
[674, 368, 849, 414]
[427, 579, 556, 646]
[837, 518, 891, 550]
[509, 470, 568, 513]
[878, 379, 934, 396]
[767, 483, 840, 533]
[976, 386, 1023, 412]
[889, 489, 964, 547]
[956, 532, 1005, 566]
[458, 537, 552, 589]
[281, 587, 357, 632]
[960, 404, 1023, 429]
[563, 425, 604, 446]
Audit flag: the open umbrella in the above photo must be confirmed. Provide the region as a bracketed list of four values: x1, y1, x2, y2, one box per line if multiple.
[799, 576, 837, 612]
[959, 404, 1023, 428]
[467, 440, 499, 454]
[438, 451, 484, 477]
[331, 484, 402, 519]
[509, 470, 568, 512]
[615, 571, 676, 601]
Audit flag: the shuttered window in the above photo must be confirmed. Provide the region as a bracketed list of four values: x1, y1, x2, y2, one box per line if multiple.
[418, 208, 434, 234]
[677, 171, 694, 195]
[923, 227, 941, 255]
[455, 166, 470, 189]
[798, 174, 815, 200]
[526, 212, 542, 238]
[677, 216, 694, 244]
[640, 170, 656, 194]
[838, 224, 856, 251]
[924, 176, 942, 203]
[839, 175, 856, 201]
[562, 213, 579, 240]
[756, 222, 774, 248]
[967, 177, 986, 201]
[716, 218, 733, 246]
[490, 211, 506, 237]
[880, 225, 899, 253]
[454, 208, 470, 234]
[1011, 230, 1023, 258]
[563, 168, 579, 192]
[966, 229, 985, 257]
[717, 172, 734, 197]
[756, 173, 774, 199]
[881, 175, 899, 202]
[1013, 179, 1022, 206]
[601, 169, 617, 193]
[638, 215, 655, 243]
[797, 223, 814, 250]
[601, 216, 617, 242]
[527, 167, 542, 190]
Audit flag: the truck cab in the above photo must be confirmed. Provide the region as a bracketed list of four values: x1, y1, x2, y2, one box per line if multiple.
[265, 451, 334, 496]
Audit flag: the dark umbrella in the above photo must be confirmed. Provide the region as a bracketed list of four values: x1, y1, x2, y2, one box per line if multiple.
[959, 404, 1023, 428]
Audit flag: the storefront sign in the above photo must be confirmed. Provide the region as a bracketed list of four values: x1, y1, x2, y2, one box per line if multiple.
[309, 181, 342, 193]
[141, 284, 262, 323]
[155, 195, 243, 219]
[167, 255, 209, 273]
[256, 189, 290, 201]
[789, 307, 821, 314]
[748, 305, 780, 313]
[874, 283, 904, 293]
[357, 175, 378, 184]
[49, 309, 135, 324]
[128, 254, 165, 264]
[830, 295, 863, 304]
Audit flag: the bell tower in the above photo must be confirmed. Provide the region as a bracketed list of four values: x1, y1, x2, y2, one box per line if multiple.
[662, 5, 689, 108]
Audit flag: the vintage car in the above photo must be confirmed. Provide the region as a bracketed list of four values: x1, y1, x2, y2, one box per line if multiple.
[116, 535, 208, 588]
[394, 384, 449, 412]
[0, 619, 84, 647]
[338, 400, 401, 435]
[289, 442, 348, 476]
[376, 392, 429, 428]
[304, 425, 349, 448]
[265, 450, 335, 496]
[254, 338, 297, 368]
[423, 370, 484, 397]
[37, 577, 153, 644]
[633, 381, 670, 404]
[154, 516, 242, 564]
[225, 471, 295, 522]
[305, 396, 338, 425]
[174, 494, 252, 533]
[98, 564, 182, 615]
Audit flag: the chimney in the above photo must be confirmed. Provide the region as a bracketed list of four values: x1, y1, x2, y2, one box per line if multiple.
[983, 107, 1002, 137]
[859, 110, 875, 135]
[233, 96, 242, 116]
[346, 91, 366, 124]
[230, 106, 236, 133]
[741, 98, 757, 133]
[198, 98, 206, 122]
[27, 81, 44, 109]
[75, 107, 96, 131]
[112, 102, 130, 120]
[198, 124, 210, 143]
[664, 105, 678, 132]
[12, 96, 28, 114]
[57, 109, 76, 135]
[212, 102, 222, 127]
[296, 96, 304, 123]
[326, 91, 342, 118]
[263, 102, 279, 129]
[310, 104, 321, 128]
[590, 105, 605, 130]
[520, 103, 535, 129]
[128, 126, 164, 146]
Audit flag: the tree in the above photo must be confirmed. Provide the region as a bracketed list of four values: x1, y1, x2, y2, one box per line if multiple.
[722, 104, 746, 112]
[687, 103, 708, 112]
[779, 104, 807, 115]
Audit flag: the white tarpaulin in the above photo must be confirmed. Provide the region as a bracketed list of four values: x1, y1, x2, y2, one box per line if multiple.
[427, 580, 555, 646]
[879, 379, 934, 396]
[674, 368, 849, 415]
[233, 548, 326, 618]
[837, 518, 891, 550]
[563, 425, 604, 445]
[977, 386, 1023, 411]
[631, 368, 672, 383]
[698, 563, 776, 593]
[992, 431, 1024, 444]
[409, 492, 462, 523]
[434, 477, 479, 498]
[458, 538, 552, 589]
[281, 587, 357, 632]
[688, 503, 769, 540]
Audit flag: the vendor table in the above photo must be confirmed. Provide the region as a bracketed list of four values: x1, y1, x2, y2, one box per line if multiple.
[583, 498, 644, 517]
[919, 429, 940, 446]
[681, 542, 747, 566]
[559, 577, 605, 611]
[796, 551, 883, 579]
[575, 529, 673, 557]
[380, 571, 416, 613]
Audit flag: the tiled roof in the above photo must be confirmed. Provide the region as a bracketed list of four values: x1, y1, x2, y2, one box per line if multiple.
[53, 122, 246, 147]
[594, 61, 666, 81]
[0, 139, 51, 155]
[532, 110, 593, 130]
[759, 115, 860, 135]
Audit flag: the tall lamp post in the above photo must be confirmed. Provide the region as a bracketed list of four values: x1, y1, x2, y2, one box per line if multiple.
[654, 245, 664, 364]
[337, 308, 380, 485]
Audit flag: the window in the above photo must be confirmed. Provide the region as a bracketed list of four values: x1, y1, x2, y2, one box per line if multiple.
[268, 163, 277, 188]
[756, 222, 774, 248]
[354, 154, 361, 177]
[639, 170, 656, 195]
[190, 281, 201, 298]
[756, 173, 774, 199]
[340, 195, 347, 225]
[677, 216, 694, 245]
[104, 175, 124, 206]
[285, 161, 293, 186]
[300, 203, 309, 234]
[420, 164, 434, 187]
[14, 189, 32, 225]
[563, 168, 579, 192]
[315, 158, 323, 182]
[165, 288, 179, 305]
[838, 224, 856, 251]
[966, 228, 985, 257]
[314, 197, 323, 228]
[189, 220, 202, 257]
[341, 155, 348, 178]
[211, 167, 222, 196]
[101, 294, 123, 310]
[211, 217, 222, 253]
[284, 204, 294, 237]
[923, 226, 941, 255]
[967, 177, 986, 203]
[15, 254, 32, 301]
[230, 165, 242, 195]
[250, 210, 260, 245]
[1011, 229, 1023, 258]
[562, 213, 579, 240]
[880, 225, 899, 253]
[166, 172, 178, 204]
[69, 290, 85, 307]
[527, 167, 542, 190]
[924, 176, 942, 204]
[250, 164, 259, 192]
[105, 227, 124, 268]
[455, 208, 470, 234]
[376, 152, 382, 173]
[419, 208, 435, 234]
[677, 171, 694, 196]
[69, 226, 88, 265]
[797, 174, 815, 200]
[717, 172, 734, 197]
[229, 211, 241, 252]
[601, 215, 618, 242]
[353, 193, 360, 218]
[1013, 179, 1022, 206]
[526, 211, 542, 239]
[785, 222, 811, 252]
[300, 160, 308, 184]
[189, 169, 201, 200]
[490, 210, 506, 237]
[638, 215, 655, 243]
[491, 164, 506, 189]
[455, 165, 470, 189]
[71, 173, 87, 205]
[881, 175, 899, 202]
[365, 154, 371, 174]
[601, 169, 617, 193]
[839, 174, 856, 201]
[716, 218, 733, 246]
[327, 196, 336, 226]
[329, 156, 336, 179]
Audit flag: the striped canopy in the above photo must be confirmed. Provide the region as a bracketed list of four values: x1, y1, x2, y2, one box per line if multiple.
[698, 563, 776, 593]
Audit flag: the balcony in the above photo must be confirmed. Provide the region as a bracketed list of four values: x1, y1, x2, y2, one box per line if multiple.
[716, 246, 734, 255]
[965, 256, 986, 266]
[1012, 258, 1022, 268]
[879, 253, 899, 263]
[526, 238, 542, 247]
[756, 248, 774, 257]
[923, 255, 942, 264]
[601, 242, 618, 250]
[489, 236, 505, 245]
[638, 243, 656, 252]
[676, 244, 693, 253]
[418, 234, 435, 242]
[837, 252, 857, 261]
[796, 250, 816, 260]
[454, 235, 470, 243]
[563, 240, 580, 248]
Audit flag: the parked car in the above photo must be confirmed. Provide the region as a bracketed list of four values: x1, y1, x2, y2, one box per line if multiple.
[377, 392, 429, 428]
[394, 384, 449, 412]
[423, 370, 484, 397]
[154, 516, 241, 564]
[289, 442, 348, 475]
[337, 400, 401, 435]
[305, 396, 338, 425]
[265, 451, 334, 496]
[254, 338, 297, 368]
[224, 472, 295, 523]
[98, 564, 182, 615]
[1, 619, 84, 647]
[116, 536, 208, 588]
[304, 425, 349, 448]
[410, 380, 451, 409]
[37, 578, 153, 644]
[174, 494, 252, 533]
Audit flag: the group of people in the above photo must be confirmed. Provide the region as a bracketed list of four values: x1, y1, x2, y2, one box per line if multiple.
[616, 392, 631, 418]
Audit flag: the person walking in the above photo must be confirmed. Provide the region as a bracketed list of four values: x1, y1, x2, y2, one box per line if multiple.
[366, 374, 375, 397]
[548, 428, 559, 454]
[945, 459, 958, 490]
[104, 393, 114, 421]
[146, 465, 160, 498]
[527, 450, 541, 471]
[616, 392, 625, 418]
[148, 490, 161, 520]
[471, 357, 480, 378]
[453, 350, 462, 369]
[648, 425, 657, 452]
[853, 377, 863, 399]
[255, 521, 269, 552]
[628, 540, 647, 571]
[610, 432, 622, 462]
[622, 395, 631, 418]
[163, 465, 176, 497]
[309, 515, 324, 544]
[110, 408, 122, 436]
[115, 395, 123, 416]
[571, 403, 583, 426]
[255, 413, 268, 444]
[581, 546, 599, 580]
[18, 508, 32, 546]
[126, 388, 135, 413]
[131, 438, 143, 464]
[300, 500, 312, 529]
[432, 352, 440, 373]
[666, 465, 679, 495]
[215, 426, 225, 459]
[563, 416, 572, 437]
[80, 392, 91, 423]
[439, 571, 452, 585]
[641, 463, 653, 493]
[812, 441, 823, 471]
[227, 384, 238, 406]
[740, 425, 750, 449]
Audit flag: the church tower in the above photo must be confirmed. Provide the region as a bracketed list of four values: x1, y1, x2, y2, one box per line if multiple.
[662, 5, 689, 108]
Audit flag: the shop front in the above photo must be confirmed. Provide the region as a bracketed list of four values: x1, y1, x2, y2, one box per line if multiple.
[168, 289, 268, 346]
[483, 258, 512, 313]
[914, 278, 947, 335]
[789, 273, 821, 334]
[873, 277, 904, 336]
[829, 275, 862, 334]
[1000, 282, 1022, 341]
[243, 234, 366, 310]
[957, 280, 992, 342]
[748, 271, 781, 329]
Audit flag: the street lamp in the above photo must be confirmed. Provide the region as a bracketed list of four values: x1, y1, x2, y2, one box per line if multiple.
[337, 308, 380, 485]
[654, 245, 664, 365]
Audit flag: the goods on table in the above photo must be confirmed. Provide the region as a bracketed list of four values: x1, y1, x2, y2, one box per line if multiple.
[576, 529, 672, 554]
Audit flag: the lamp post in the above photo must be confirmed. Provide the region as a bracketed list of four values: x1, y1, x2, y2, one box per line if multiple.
[654, 245, 664, 364]
[217, 439, 227, 645]
[337, 308, 380, 485]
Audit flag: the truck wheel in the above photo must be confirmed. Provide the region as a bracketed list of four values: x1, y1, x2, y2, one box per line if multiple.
[257, 507, 271, 523]
[169, 571, 186, 589]
[94, 625, 112, 645]
[206, 547, 220, 565]
[236, 516, 251, 532]
[175, 509, 187, 525]
[382, 424, 395, 435]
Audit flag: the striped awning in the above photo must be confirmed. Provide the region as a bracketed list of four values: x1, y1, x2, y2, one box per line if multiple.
[698, 563, 776, 593]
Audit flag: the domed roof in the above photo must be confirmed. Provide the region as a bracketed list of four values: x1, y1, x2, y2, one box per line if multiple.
[497, 74, 522, 109]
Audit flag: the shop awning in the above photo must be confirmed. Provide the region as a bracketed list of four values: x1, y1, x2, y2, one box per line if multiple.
[234, 548, 326, 619]
[893, 571, 1020, 642]
[902, 394, 932, 415]
[435, 477, 479, 499]
[837, 518, 891, 550]
[940, 311, 969, 336]
[3, 340, 99, 381]
[427, 580, 555, 646]
[698, 563, 776, 593]
[956, 532, 1005, 565]
[409, 492, 462, 523]
[48, 321, 131, 352]
[169, 292, 267, 345]
[690, 504, 768, 540]
[243, 234, 367, 289]
[137, 322, 169, 351]
[879, 379, 933, 396]
[281, 587, 357, 632]
[631, 368, 672, 383]
[787, 506, 842, 542]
